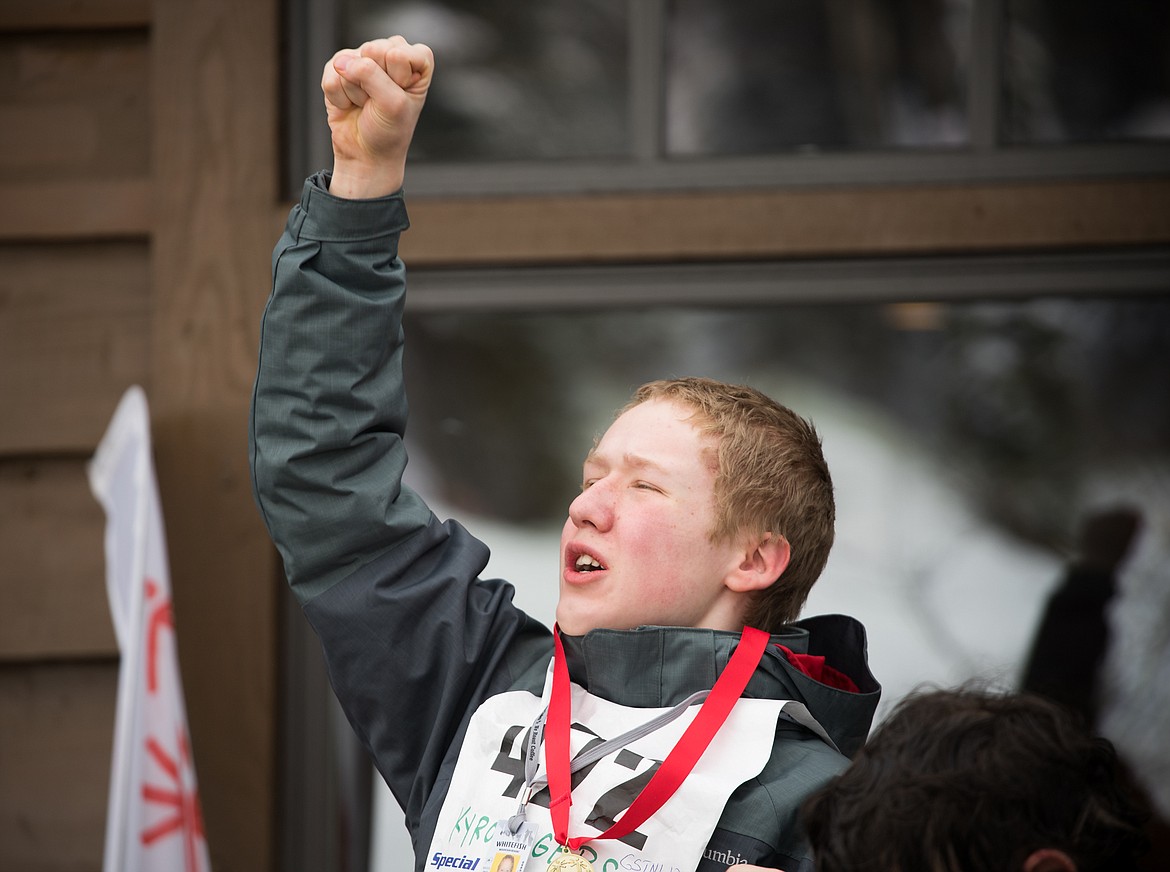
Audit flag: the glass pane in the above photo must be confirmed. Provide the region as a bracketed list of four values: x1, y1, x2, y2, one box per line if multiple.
[400, 297, 1170, 741]
[376, 292, 1170, 858]
[342, 0, 629, 160]
[1004, 0, 1170, 143]
[665, 0, 971, 155]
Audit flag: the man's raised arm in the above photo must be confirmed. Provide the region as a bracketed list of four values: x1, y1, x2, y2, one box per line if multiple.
[248, 38, 436, 602]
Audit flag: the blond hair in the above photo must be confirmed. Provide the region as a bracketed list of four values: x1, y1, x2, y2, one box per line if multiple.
[624, 377, 834, 630]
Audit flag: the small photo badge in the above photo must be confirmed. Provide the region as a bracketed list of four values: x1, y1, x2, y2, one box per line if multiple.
[487, 823, 534, 872]
[488, 850, 523, 872]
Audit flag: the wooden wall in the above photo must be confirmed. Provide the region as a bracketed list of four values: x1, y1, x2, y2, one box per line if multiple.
[0, 1, 280, 870]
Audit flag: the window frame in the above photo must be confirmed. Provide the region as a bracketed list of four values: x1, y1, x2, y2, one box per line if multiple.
[286, 0, 1170, 198]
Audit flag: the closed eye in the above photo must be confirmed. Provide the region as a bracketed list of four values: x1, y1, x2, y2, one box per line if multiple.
[633, 481, 662, 492]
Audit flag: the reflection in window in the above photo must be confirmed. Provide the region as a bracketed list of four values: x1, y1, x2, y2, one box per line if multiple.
[665, 0, 970, 155]
[403, 298, 1170, 547]
[314, 0, 1170, 176]
[342, 0, 629, 160]
[1004, 0, 1170, 143]
[399, 296, 1170, 815]
[336, 0, 975, 163]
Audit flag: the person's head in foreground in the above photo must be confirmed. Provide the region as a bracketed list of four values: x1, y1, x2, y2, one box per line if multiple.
[556, 377, 835, 636]
[801, 687, 1149, 872]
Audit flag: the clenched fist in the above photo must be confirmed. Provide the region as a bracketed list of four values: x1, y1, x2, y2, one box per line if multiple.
[320, 35, 433, 199]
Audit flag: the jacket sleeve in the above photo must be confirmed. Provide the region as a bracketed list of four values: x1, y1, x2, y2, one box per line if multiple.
[249, 172, 428, 601]
[248, 173, 551, 843]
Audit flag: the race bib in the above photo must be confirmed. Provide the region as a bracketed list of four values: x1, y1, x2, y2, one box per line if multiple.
[426, 663, 792, 872]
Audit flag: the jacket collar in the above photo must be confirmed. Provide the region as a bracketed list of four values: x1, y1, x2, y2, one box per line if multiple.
[559, 625, 809, 707]
[556, 618, 880, 758]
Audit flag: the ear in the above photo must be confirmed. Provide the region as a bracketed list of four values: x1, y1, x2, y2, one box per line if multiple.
[1022, 848, 1077, 872]
[724, 533, 791, 593]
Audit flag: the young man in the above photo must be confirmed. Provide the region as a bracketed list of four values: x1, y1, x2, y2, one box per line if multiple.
[801, 688, 1151, 872]
[249, 36, 878, 872]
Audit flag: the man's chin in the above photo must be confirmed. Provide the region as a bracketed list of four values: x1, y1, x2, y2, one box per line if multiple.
[553, 609, 585, 636]
[554, 602, 606, 637]
[556, 606, 642, 637]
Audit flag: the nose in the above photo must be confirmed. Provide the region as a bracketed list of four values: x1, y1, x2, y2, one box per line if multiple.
[568, 477, 615, 532]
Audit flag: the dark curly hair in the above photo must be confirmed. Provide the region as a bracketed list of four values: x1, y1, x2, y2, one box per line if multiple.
[801, 687, 1149, 872]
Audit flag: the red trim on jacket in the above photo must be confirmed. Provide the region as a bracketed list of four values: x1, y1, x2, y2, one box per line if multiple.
[775, 644, 860, 693]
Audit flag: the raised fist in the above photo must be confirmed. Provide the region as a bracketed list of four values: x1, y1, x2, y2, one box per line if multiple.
[320, 35, 433, 198]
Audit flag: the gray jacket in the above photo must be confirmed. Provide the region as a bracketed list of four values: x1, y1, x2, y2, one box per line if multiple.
[249, 174, 880, 871]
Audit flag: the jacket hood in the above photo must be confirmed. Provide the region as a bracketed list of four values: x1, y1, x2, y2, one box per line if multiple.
[559, 614, 880, 759]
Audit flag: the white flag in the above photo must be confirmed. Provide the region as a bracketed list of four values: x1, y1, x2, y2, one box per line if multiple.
[89, 386, 211, 872]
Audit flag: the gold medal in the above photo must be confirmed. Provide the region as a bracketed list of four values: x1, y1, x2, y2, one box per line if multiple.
[547, 847, 594, 872]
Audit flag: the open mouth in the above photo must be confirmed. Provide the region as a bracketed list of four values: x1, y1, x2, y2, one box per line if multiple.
[573, 552, 606, 573]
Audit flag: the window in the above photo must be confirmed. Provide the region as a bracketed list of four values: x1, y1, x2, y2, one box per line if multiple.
[343, 0, 629, 161]
[664, 0, 970, 154]
[286, 0, 1170, 195]
[1003, 0, 1170, 143]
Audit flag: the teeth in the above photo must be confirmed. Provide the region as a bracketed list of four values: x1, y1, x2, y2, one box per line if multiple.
[575, 554, 603, 571]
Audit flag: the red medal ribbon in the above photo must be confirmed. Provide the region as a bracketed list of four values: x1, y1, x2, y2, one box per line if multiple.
[546, 624, 770, 852]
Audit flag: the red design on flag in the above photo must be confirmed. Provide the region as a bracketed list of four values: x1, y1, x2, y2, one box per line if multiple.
[144, 580, 174, 695]
[141, 728, 205, 872]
